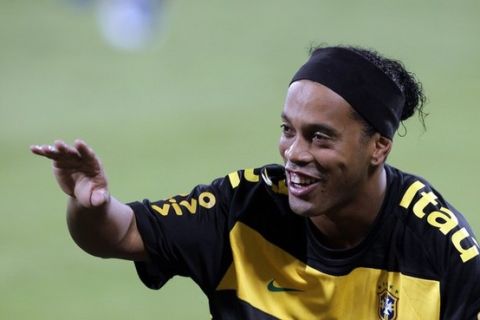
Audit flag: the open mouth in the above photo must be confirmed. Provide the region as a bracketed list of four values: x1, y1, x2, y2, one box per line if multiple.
[286, 170, 324, 197]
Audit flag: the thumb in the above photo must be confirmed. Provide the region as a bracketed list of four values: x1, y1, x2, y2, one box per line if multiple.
[90, 188, 110, 207]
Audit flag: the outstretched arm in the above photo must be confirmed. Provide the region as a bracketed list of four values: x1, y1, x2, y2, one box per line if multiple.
[31, 140, 147, 261]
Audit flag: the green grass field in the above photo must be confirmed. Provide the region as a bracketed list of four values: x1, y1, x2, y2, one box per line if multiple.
[1, 1, 479, 319]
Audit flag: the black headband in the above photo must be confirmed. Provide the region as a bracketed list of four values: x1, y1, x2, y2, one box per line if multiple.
[290, 47, 405, 138]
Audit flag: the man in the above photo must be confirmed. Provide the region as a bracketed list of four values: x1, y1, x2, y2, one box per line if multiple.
[31, 45, 480, 319]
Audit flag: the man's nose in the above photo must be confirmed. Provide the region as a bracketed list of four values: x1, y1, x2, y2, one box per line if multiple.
[284, 137, 313, 165]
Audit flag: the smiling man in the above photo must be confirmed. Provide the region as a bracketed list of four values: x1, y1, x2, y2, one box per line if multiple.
[280, 79, 389, 249]
[31, 46, 480, 319]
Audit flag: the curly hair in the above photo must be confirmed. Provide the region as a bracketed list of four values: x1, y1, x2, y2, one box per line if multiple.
[310, 45, 427, 137]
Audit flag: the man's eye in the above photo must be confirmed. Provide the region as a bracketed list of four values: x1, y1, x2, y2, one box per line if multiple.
[280, 124, 292, 135]
[313, 132, 330, 141]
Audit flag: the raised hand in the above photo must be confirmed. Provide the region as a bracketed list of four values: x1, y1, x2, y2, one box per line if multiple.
[30, 140, 109, 208]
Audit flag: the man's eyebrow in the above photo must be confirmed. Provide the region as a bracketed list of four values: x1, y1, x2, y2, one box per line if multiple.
[307, 123, 339, 137]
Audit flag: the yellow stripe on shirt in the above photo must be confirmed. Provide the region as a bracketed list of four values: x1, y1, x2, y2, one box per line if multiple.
[217, 222, 440, 320]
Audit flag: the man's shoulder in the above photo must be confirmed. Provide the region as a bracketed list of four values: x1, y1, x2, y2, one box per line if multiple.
[211, 164, 290, 216]
[222, 164, 287, 194]
[385, 165, 480, 266]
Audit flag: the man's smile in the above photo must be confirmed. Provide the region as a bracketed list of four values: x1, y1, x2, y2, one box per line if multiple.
[286, 169, 325, 197]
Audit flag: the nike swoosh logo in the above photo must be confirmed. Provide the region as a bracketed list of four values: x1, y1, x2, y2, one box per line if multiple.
[267, 279, 302, 292]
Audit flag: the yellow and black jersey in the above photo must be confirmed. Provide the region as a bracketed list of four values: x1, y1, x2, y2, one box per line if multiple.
[128, 164, 480, 319]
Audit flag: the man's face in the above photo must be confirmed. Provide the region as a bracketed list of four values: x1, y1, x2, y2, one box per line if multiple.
[279, 80, 376, 217]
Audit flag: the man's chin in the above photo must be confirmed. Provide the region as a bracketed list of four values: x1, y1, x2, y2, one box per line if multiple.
[288, 196, 317, 217]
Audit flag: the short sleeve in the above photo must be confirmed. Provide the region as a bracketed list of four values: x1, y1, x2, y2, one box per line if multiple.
[395, 171, 480, 319]
[441, 225, 480, 319]
[128, 175, 234, 293]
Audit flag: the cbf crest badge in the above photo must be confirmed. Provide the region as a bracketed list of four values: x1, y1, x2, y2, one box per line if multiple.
[377, 282, 399, 320]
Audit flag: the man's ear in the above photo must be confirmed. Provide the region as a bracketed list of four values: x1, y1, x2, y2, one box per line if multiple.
[371, 135, 392, 165]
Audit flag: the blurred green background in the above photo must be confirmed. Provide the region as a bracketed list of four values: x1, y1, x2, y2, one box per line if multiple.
[1, 0, 479, 319]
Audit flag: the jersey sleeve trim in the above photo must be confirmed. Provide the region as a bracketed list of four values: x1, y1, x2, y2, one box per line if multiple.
[128, 201, 174, 290]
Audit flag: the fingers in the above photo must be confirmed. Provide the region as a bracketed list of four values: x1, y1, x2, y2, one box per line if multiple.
[30, 143, 63, 160]
[54, 140, 77, 156]
[74, 139, 97, 162]
[31, 140, 87, 163]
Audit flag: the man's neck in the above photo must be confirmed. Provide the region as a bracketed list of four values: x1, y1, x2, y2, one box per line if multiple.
[309, 166, 387, 250]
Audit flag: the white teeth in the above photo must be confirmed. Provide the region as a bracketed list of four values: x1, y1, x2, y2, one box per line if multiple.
[289, 172, 319, 185]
